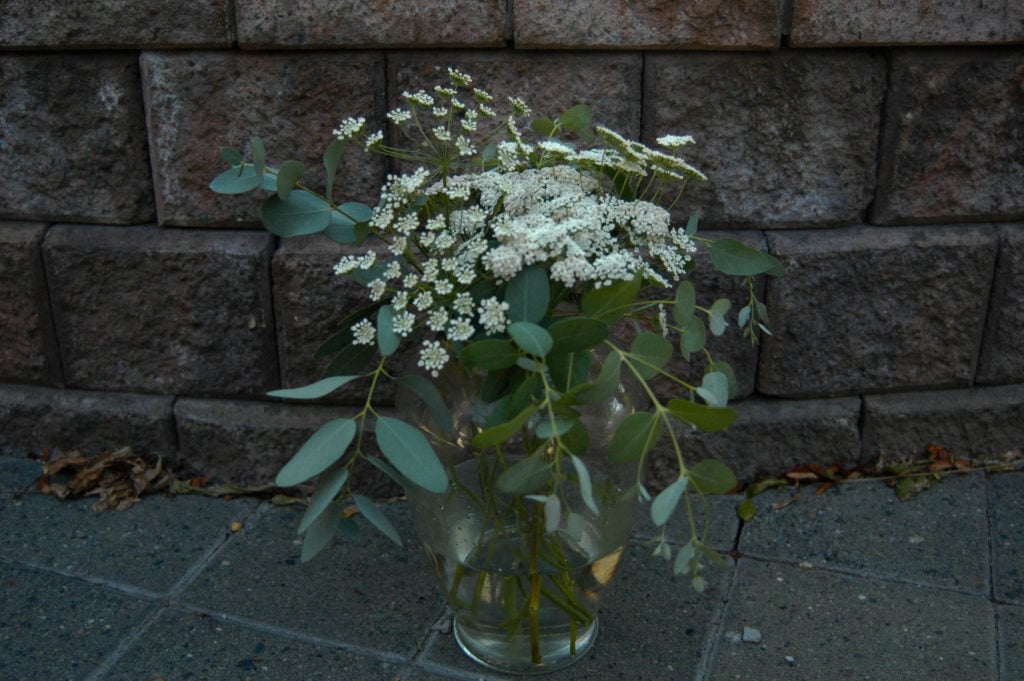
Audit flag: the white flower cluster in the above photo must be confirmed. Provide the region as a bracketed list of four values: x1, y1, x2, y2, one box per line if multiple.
[329, 69, 705, 378]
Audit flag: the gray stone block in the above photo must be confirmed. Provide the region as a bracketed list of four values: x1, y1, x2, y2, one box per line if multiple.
[715, 560, 994, 679]
[0, 223, 61, 385]
[978, 224, 1024, 384]
[0, 563, 151, 681]
[179, 502, 443, 657]
[236, 0, 509, 47]
[873, 50, 1024, 225]
[643, 51, 885, 228]
[0, 383, 176, 458]
[1002, 604, 1024, 681]
[863, 385, 1024, 462]
[140, 51, 387, 227]
[741, 473, 989, 592]
[43, 225, 278, 396]
[0, 0, 233, 47]
[648, 396, 862, 485]
[758, 225, 998, 397]
[991, 473, 1024, 604]
[790, 0, 1024, 46]
[174, 397, 403, 496]
[0, 54, 154, 224]
[174, 397, 348, 485]
[513, 0, 780, 49]
[390, 52, 644, 140]
[106, 609, 405, 680]
[0, 493, 255, 594]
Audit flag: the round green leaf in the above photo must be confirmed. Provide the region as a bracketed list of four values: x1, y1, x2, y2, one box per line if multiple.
[375, 416, 448, 494]
[710, 238, 785, 277]
[688, 459, 738, 494]
[673, 281, 696, 324]
[497, 453, 551, 494]
[275, 418, 357, 488]
[504, 265, 550, 324]
[608, 411, 662, 464]
[696, 371, 729, 408]
[275, 159, 305, 200]
[581, 276, 640, 323]
[260, 190, 332, 237]
[547, 318, 609, 353]
[681, 316, 706, 355]
[460, 339, 519, 370]
[629, 332, 673, 380]
[508, 321, 554, 357]
[209, 166, 261, 195]
[667, 399, 737, 432]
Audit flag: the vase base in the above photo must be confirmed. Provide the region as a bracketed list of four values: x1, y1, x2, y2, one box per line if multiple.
[453, 615, 599, 675]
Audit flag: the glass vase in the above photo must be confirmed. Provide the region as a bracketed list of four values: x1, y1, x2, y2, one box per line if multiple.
[400, 357, 644, 674]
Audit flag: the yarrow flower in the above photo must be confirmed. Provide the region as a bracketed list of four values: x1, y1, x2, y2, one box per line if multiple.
[352, 318, 375, 346]
[418, 340, 449, 377]
[333, 117, 366, 141]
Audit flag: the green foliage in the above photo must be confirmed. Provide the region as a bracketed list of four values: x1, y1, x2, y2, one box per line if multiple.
[374, 416, 448, 494]
[298, 467, 349, 534]
[260, 190, 332, 237]
[608, 412, 662, 464]
[505, 266, 550, 324]
[267, 375, 359, 400]
[275, 418, 357, 488]
[688, 459, 737, 494]
[710, 238, 786, 277]
[354, 494, 403, 547]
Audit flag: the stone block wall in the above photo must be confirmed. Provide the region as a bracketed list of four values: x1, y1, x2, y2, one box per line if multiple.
[1, 1, 1022, 486]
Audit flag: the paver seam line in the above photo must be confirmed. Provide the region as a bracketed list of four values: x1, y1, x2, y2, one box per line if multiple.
[0, 553, 165, 601]
[986, 473, 1003, 680]
[400, 605, 460, 680]
[692, 558, 741, 681]
[736, 550, 993, 598]
[165, 602, 410, 666]
[82, 604, 167, 681]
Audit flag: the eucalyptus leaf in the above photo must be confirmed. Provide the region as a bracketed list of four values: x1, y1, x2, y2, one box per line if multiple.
[688, 459, 737, 494]
[473, 404, 539, 449]
[558, 103, 592, 133]
[608, 411, 662, 464]
[297, 467, 349, 534]
[376, 305, 400, 356]
[685, 210, 700, 236]
[375, 416, 448, 494]
[324, 211, 356, 244]
[651, 476, 689, 527]
[666, 399, 737, 432]
[323, 137, 346, 200]
[581, 276, 640, 323]
[394, 374, 453, 434]
[275, 418, 357, 487]
[209, 165, 262, 195]
[531, 117, 556, 136]
[250, 137, 266, 178]
[547, 317, 609, 353]
[354, 494, 403, 547]
[508, 321, 553, 358]
[672, 540, 696, 576]
[261, 190, 332, 237]
[673, 281, 696, 323]
[681, 316, 706, 355]
[544, 495, 562, 534]
[573, 352, 621, 404]
[275, 159, 304, 200]
[535, 416, 574, 439]
[220, 147, 243, 165]
[629, 332, 673, 380]
[460, 339, 519, 370]
[497, 453, 550, 494]
[696, 371, 729, 408]
[504, 265, 550, 324]
[267, 375, 359, 400]
[569, 454, 599, 515]
[321, 342, 376, 378]
[709, 238, 785, 277]
[300, 503, 340, 562]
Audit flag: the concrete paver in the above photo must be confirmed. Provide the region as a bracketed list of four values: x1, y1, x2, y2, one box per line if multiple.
[0, 455, 1019, 681]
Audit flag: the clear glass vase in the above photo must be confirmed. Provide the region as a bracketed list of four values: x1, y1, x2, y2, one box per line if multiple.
[400, 357, 644, 674]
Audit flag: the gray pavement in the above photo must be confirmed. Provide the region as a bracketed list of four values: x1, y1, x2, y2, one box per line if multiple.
[1, 455, 1021, 681]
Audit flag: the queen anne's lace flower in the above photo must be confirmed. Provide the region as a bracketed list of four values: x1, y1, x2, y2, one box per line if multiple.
[352, 318, 375, 346]
[418, 340, 449, 377]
